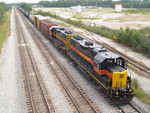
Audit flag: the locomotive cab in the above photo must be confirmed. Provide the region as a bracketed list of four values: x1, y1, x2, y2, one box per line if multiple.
[103, 58, 134, 103]
[93, 50, 134, 104]
[103, 57, 128, 88]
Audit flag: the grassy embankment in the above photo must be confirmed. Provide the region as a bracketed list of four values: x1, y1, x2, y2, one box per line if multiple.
[0, 10, 11, 52]
[34, 10, 150, 54]
[132, 79, 150, 104]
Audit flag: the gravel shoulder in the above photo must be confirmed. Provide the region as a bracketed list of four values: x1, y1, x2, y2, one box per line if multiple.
[0, 9, 27, 113]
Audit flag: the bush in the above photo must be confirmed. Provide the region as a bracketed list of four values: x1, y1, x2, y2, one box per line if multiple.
[118, 28, 150, 53]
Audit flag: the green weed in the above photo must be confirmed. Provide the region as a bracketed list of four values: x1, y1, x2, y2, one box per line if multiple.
[132, 79, 150, 104]
[58, 22, 70, 27]
[0, 10, 11, 52]
[72, 14, 101, 20]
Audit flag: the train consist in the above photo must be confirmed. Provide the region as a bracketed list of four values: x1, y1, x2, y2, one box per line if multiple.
[17, 7, 134, 104]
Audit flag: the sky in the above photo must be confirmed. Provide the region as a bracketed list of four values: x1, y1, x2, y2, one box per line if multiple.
[0, 0, 52, 3]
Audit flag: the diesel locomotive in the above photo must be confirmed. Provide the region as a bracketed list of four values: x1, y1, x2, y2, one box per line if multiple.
[17, 7, 134, 104]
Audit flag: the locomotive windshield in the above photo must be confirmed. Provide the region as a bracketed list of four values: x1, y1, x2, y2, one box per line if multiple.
[104, 58, 127, 72]
[98, 57, 127, 71]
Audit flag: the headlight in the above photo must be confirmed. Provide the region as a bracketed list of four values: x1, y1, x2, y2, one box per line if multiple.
[116, 92, 119, 95]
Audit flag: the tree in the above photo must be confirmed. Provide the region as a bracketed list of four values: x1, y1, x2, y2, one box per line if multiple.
[0, 2, 10, 16]
[18, 2, 32, 11]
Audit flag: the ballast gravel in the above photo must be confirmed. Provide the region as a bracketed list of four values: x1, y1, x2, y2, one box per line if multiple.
[16, 9, 77, 113]
[0, 9, 27, 113]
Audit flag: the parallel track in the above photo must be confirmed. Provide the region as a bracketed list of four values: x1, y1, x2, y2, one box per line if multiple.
[117, 103, 142, 113]
[15, 8, 55, 113]
[17, 8, 101, 113]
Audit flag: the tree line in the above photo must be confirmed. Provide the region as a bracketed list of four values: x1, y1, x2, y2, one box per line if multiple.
[38, 0, 150, 8]
[18, 2, 32, 11]
[0, 2, 10, 17]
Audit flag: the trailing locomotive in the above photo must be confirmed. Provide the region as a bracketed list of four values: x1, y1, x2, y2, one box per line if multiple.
[17, 7, 134, 104]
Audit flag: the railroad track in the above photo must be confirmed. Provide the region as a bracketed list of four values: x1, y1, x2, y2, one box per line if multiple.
[15, 8, 55, 113]
[117, 103, 142, 113]
[68, 27, 150, 76]
[17, 8, 101, 113]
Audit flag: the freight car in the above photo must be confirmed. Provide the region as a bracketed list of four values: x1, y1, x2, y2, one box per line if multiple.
[41, 19, 58, 37]
[17, 7, 134, 104]
[33, 15, 46, 30]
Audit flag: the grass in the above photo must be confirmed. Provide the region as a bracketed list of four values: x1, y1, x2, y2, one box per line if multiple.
[104, 18, 150, 22]
[72, 14, 101, 20]
[84, 8, 114, 13]
[0, 10, 11, 53]
[132, 79, 150, 104]
[58, 22, 71, 27]
[122, 8, 150, 15]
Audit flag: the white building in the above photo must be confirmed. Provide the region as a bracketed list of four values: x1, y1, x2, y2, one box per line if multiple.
[115, 3, 122, 13]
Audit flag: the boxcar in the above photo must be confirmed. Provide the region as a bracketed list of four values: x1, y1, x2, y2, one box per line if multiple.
[41, 19, 58, 38]
[33, 15, 46, 30]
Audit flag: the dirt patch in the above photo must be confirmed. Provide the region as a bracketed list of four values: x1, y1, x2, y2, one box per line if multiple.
[116, 15, 150, 21]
